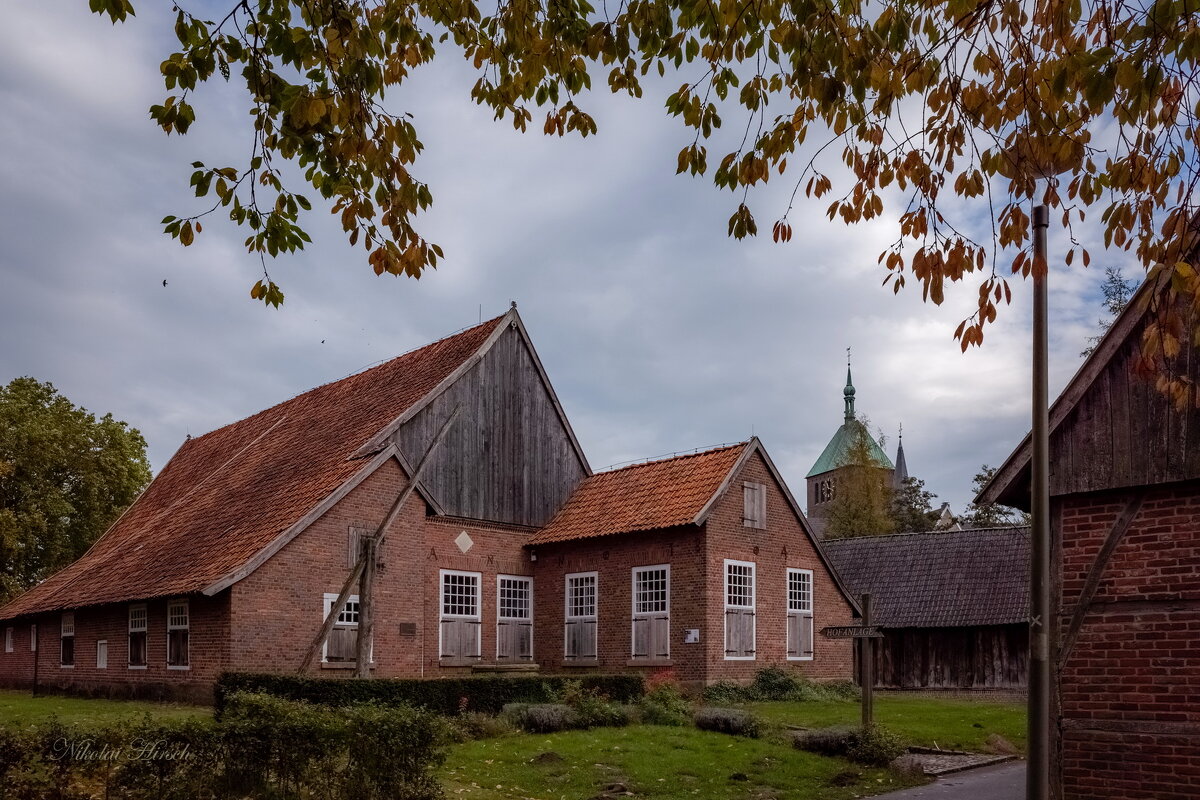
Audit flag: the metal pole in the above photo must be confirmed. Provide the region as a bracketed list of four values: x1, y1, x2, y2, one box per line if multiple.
[861, 593, 873, 729]
[1029, 203, 1051, 800]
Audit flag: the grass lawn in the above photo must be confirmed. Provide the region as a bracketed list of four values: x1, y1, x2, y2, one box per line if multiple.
[442, 725, 921, 800]
[0, 690, 209, 729]
[749, 694, 1027, 753]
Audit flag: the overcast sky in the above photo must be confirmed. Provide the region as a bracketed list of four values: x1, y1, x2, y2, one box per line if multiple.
[0, 4, 1122, 515]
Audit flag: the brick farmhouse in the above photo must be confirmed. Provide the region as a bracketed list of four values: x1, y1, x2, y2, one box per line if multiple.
[0, 308, 857, 700]
[982, 284, 1200, 800]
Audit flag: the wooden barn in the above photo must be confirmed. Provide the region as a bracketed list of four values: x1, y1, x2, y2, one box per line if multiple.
[0, 306, 857, 700]
[824, 527, 1029, 690]
[981, 282, 1200, 800]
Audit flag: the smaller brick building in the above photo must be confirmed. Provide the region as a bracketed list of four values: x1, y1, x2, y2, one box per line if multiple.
[0, 308, 856, 699]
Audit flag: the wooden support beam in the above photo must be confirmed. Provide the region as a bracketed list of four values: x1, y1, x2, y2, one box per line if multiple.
[299, 406, 462, 674]
[1058, 492, 1145, 667]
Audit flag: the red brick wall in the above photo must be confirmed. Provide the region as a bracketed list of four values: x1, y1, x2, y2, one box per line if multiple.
[531, 527, 708, 683]
[1055, 483, 1200, 800]
[701, 451, 855, 683]
[229, 458, 534, 679]
[0, 595, 229, 703]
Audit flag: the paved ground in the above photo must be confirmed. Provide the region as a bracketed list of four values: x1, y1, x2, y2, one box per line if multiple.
[876, 761, 1026, 800]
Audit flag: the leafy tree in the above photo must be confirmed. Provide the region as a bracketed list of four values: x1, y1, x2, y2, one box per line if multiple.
[824, 416, 894, 539]
[889, 476, 937, 533]
[0, 378, 152, 603]
[957, 465, 1030, 529]
[82, 0, 1200, 385]
[1081, 266, 1138, 358]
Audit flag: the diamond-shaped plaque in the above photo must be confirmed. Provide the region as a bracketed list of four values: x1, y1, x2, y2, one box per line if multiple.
[454, 531, 474, 554]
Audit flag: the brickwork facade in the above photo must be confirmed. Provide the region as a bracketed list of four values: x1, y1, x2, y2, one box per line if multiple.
[1055, 482, 1200, 800]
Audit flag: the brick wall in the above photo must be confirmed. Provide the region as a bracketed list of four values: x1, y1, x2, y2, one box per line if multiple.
[229, 457, 535, 679]
[1055, 482, 1200, 800]
[531, 527, 708, 683]
[702, 451, 855, 683]
[0, 595, 229, 703]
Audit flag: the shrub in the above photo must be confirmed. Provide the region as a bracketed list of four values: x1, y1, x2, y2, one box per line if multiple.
[751, 666, 800, 700]
[792, 724, 907, 767]
[445, 712, 516, 743]
[639, 683, 692, 727]
[693, 707, 761, 738]
[792, 726, 856, 758]
[845, 724, 907, 767]
[504, 704, 580, 733]
[216, 672, 644, 716]
[555, 680, 630, 728]
[340, 703, 446, 800]
[701, 681, 750, 705]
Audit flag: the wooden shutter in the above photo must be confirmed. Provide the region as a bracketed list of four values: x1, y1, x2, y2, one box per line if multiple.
[497, 620, 533, 661]
[743, 482, 766, 528]
[724, 609, 755, 657]
[440, 619, 482, 659]
[326, 627, 358, 661]
[565, 620, 597, 659]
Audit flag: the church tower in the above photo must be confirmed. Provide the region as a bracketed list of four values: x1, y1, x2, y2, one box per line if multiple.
[805, 355, 895, 534]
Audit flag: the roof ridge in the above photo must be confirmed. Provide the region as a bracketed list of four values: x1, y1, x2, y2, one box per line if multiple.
[182, 313, 507, 447]
[598, 441, 748, 473]
[825, 525, 1031, 543]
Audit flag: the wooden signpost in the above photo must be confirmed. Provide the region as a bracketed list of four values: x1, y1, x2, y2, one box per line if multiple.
[821, 593, 878, 727]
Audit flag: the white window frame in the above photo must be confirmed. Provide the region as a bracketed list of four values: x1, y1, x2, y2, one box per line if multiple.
[630, 564, 671, 659]
[787, 568, 815, 661]
[563, 571, 598, 659]
[439, 569, 482, 661]
[60, 612, 75, 668]
[96, 639, 108, 669]
[321, 593, 368, 663]
[128, 604, 147, 669]
[166, 599, 190, 670]
[743, 481, 767, 528]
[723, 559, 757, 661]
[4, 626, 12, 653]
[496, 574, 533, 661]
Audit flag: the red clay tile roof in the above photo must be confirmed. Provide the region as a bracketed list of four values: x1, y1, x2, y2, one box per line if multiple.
[0, 315, 507, 620]
[528, 443, 748, 545]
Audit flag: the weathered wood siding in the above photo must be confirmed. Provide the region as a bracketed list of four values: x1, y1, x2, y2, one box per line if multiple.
[1050, 313, 1200, 496]
[396, 324, 587, 527]
[865, 624, 1027, 689]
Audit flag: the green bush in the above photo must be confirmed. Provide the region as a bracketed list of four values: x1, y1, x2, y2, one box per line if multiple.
[702, 669, 861, 704]
[792, 723, 907, 767]
[554, 680, 630, 728]
[444, 712, 517, 742]
[504, 704, 580, 733]
[792, 726, 856, 758]
[639, 683, 693, 726]
[0, 693, 447, 800]
[846, 724, 907, 767]
[215, 671, 644, 716]
[693, 707, 761, 738]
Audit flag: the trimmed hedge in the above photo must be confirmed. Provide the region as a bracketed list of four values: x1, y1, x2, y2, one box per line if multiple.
[215, 672, 644, 716]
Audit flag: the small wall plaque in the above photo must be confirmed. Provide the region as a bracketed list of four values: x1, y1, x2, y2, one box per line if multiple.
[455, 531, 474, 553]
[684, 629, 700, 644]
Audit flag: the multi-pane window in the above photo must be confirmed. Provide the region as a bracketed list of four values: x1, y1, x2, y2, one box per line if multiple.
[96, 640, 108, 669]
[4, 627, 12, 653]
[440, 571, 482, 661]
[743, 482, 767, 528]
[497, 576, 533, 661]
[323, 594, 361, 663]
[724, 560, 756, 659]
[167, 600, 190, 668]
[631, 566, 670, 660]
[60, 613, 75, 667]
[128, 605, 147, 668]
[787, 569, 815, 660]
[564, 572, 598, 660]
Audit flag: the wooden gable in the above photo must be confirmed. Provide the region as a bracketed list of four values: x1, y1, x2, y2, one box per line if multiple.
[983, 283, 1200, 510]
[393, 313, 590, 527]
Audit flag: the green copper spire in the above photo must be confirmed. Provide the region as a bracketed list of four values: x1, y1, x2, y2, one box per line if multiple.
[844, 347, 856, 422]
